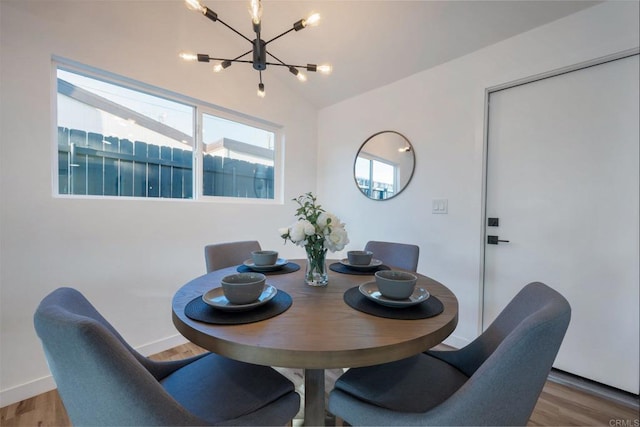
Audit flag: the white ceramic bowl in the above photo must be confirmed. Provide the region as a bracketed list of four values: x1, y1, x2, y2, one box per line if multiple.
[374, 270, 417, 300]
[251, 250, 279, 266]
[347, 250, 374, 265]
[221, 272, 266, 304]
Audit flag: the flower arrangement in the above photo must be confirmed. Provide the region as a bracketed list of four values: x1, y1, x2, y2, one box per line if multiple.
[280, 192, 349, 286]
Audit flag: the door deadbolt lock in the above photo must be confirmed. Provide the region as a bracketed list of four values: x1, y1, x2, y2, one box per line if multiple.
[487, 235, 510, 245]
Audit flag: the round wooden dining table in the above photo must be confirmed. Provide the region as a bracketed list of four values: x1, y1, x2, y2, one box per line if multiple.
[172, 259, 458, 426]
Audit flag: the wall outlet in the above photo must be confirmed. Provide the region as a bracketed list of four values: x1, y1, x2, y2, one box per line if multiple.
[432, 198, 448, 214]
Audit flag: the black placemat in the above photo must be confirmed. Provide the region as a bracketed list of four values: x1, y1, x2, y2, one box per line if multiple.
[236, 262, 301, 275]
[329, 262, 390, 275]
[343, 286, 443, 320]
[185, 290, 292, 324]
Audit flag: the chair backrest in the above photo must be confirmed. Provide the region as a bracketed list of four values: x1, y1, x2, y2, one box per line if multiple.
[364, 240, 420, 272]
[204, 240, 262, 273]
[426, 282, 571, 425]
[34, 287, 205, 426]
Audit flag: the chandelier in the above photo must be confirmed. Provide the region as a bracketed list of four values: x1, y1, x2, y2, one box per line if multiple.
[180, 0, 332, 97]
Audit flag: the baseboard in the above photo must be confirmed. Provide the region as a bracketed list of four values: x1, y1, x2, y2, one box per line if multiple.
[437, 337, 639, 410]
[548, 369, 640, 410]
[0, 334, 189, 408]
[0, 375, 57, 409]
[136, 333, 189, 357]
[441, 333, 469, 349]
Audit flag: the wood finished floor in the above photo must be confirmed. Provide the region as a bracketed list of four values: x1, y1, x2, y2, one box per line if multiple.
[2, 342, 637, 426]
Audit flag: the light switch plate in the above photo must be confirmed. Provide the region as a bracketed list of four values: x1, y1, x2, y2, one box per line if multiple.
[432, 198, 448, 214]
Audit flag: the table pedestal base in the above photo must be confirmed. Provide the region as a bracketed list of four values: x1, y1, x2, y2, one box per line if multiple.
[304, 368, 325, 426]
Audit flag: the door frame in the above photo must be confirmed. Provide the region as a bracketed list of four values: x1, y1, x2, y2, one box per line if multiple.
[478, 47, 640, 332]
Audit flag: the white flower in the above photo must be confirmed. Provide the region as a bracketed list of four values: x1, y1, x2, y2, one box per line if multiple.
[302, 220, 316, 236]
[316, 212, 335, 231]
[289, 221, 308, 243]
[280, 192, 349, 254]
[278, 227, 290, 238]
[325, 225, 349, 252]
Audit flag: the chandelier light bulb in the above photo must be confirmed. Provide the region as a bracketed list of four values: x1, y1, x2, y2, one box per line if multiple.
[213, 60, 232, 72]
[248, 0, 263, 25]
[288, 66, 305, 81]
[303, 13, 321, 28]
[257, 83, 266, 97]
[179, 52, 198, 62]
[184, 0, 205, 14]
[317, 64, 332, 74]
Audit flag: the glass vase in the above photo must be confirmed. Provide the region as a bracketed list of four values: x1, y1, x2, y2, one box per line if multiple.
[304, 247, 329, 287]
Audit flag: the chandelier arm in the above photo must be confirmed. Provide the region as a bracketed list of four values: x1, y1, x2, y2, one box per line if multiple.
[202, 57, 313, 69]
[219, 59, 255, 65]
[265, 51, 317, 72]
[264, 27, 295, 46]
[264, 50, 287, 66]
[264, 62, 313, 69]
[233, 49, 254, 61]
[215, 17, 254, 44]
[203, 59, 314, 69]
[197, 48, 252, 62]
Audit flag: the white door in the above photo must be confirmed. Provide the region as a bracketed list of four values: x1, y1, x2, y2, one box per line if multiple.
[483, 54, 639, 394]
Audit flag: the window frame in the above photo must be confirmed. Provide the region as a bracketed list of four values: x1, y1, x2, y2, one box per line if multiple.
[354, 152, 399, 199]
[196, 105, 282, 203]
[52, 57, 283, 204]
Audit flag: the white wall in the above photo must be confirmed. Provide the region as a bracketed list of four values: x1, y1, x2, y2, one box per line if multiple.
[2, 0, 639, 407]
[0, 1, 319, 405]
[317, 1, 639, 348]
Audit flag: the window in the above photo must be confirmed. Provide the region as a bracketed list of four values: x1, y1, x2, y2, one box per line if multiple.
[355, 155, 398, 200]
[201, 113, 275, 199]
[55, 63, 279, 200]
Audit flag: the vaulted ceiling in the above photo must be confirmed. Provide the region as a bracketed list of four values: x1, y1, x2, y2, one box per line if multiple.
[181, 1, 599, 108]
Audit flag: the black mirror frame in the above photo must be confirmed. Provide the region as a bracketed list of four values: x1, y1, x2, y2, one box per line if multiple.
[353, 130, 415, 201]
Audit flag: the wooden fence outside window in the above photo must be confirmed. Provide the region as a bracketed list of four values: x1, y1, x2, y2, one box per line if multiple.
[57, 127, 274, 199]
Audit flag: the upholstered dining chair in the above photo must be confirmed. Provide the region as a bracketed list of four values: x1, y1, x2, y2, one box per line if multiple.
[329, 282, 571, 426]
[204, 240, 261, 273]
[364, 240, 420, 272]
[34, 287, 300, 426]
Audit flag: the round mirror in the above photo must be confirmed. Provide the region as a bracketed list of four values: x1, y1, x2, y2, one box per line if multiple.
[354, 131, 415, 200]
